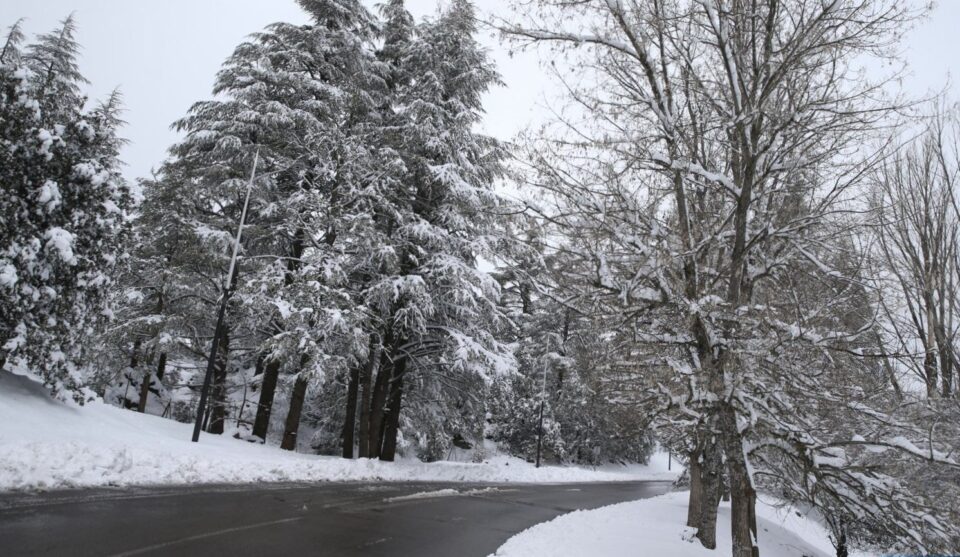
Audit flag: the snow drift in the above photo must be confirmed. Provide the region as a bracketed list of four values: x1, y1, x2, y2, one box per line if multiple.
[0, 373, 677, 491]
[491, 491, 840, 557]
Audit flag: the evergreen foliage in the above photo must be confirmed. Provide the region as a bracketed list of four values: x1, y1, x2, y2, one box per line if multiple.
[0, 17, 136, 401]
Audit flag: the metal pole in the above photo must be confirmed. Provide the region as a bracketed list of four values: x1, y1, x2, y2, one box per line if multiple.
[535, 361, 548, 468]
[192, 150, 260, 443]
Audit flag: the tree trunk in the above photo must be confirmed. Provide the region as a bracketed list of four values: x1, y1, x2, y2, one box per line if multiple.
[136, 375, 151, 413]
[924, 303, 940, 398]
[722, 470, 731, 502]
[720, 404, 759, 557]
[924, 349, 939, 398]
[366, 351, 393, 459]
[696, 435, 723, 549]
[124, 339, 142, 409]
[252, 356, 281, 440]
[208, 330, 229, 435]
[252, 353, 265, 379]
[137, 352, 167, 414]
[341, 360, 361, 459]
[939, 334, 954, 398]
[280, 374, 309, 451]
[155, 351, 167, 381]
[687, 448, 703, 528]
[130, 339, 141, 370]
[357, 344, 379, 458]
[834, 518, 848, 557]
[379, 356, 407, 462]
[875, 331, 903, 401]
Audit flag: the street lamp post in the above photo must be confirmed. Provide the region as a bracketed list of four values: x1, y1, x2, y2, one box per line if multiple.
[192, 150, 259, 443]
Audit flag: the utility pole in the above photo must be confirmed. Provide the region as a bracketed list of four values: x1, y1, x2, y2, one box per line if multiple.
[535, 361, 548, 468]
[192, 149, 259, 443]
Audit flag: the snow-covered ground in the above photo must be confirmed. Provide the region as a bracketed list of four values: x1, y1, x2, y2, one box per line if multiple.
[491, 491, 841, 557]
[0, 372, 678, 491]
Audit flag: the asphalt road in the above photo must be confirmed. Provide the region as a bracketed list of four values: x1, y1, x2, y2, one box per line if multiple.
[0, 480, 672, 556]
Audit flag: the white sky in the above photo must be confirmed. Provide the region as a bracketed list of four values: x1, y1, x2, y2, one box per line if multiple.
[1, 0, 958, 183]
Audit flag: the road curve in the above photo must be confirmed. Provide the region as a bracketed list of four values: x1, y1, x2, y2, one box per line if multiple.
[0, 480, 673, 556]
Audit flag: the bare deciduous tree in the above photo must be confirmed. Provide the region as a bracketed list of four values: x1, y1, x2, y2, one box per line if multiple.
[503, 0, 960, 554]
[874, 111, 960, 399]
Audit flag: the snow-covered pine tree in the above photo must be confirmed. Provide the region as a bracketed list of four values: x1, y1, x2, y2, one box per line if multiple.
[491, 246, 656, 466]
[152, 0, 383, 440]
[0, 17, 136, 401]
[94, 168, 200, 415]
[358, 0, 515, 462]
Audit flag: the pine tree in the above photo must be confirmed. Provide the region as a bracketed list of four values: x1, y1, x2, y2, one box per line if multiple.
[0, 17, 136, 401]
[146, 0, 383, 439]
[94, 168, 198, 414]
[491, 250, 656, 466]
[359, 0, 515, 461]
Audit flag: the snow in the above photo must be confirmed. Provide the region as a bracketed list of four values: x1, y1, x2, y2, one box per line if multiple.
[72, 161, 110, 187]
[0, 373, 678, 491]
[384, 487, 510, 502]
[491, 491, 839, 557]
[0, 263, 17, 288]
[37, 180, 62, 211]
[384, 488, 460, 502]
[36, 128, 58, 160]
[883, 435, 955, 463]
[43, 227, 77, 265]
[651, 153, 741, 197]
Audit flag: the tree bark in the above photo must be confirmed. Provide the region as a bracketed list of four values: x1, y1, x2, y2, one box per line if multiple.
[696, 435, 723, 549]
[124, 339, 142, 409]
[341, 360, 361, 459]
[834, 517, 848, 557]
[136, 375, 151, 413]
[924, 349, 939, 398]
[938, 328, 954, 398]
[379, 355, 407, 462]
[138, 352, 166, 415]
[366, 347, 393, 459]
[252, 353, 265, 378]
[208, 330, 229, 435]
[130, 339, 141, 370]
[252, 356, 281, 440]
[280, 374, 309, 451]
[155, 351, 167, 381]
[944, 358, 954, 398]
[357, 344, 379, 458]
[924, 303, 940, 398]
[686, 448, 703, 528]
[720, 404, 759, 557]
[875, 331, 903, 401]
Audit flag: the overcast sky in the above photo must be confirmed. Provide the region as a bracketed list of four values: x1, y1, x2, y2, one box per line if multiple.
[1, 0, 958, 183]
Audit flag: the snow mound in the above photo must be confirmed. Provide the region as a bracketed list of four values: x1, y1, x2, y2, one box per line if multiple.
[0, 373, 678, 491]
[491, 491, 837, 557]
[384, 488, 461, 502]
[384, 487, 510, 502]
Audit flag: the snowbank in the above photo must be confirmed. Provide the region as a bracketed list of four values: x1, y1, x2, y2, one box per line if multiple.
[491, 491, 838, 557]
[0, 373, 677, 491]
